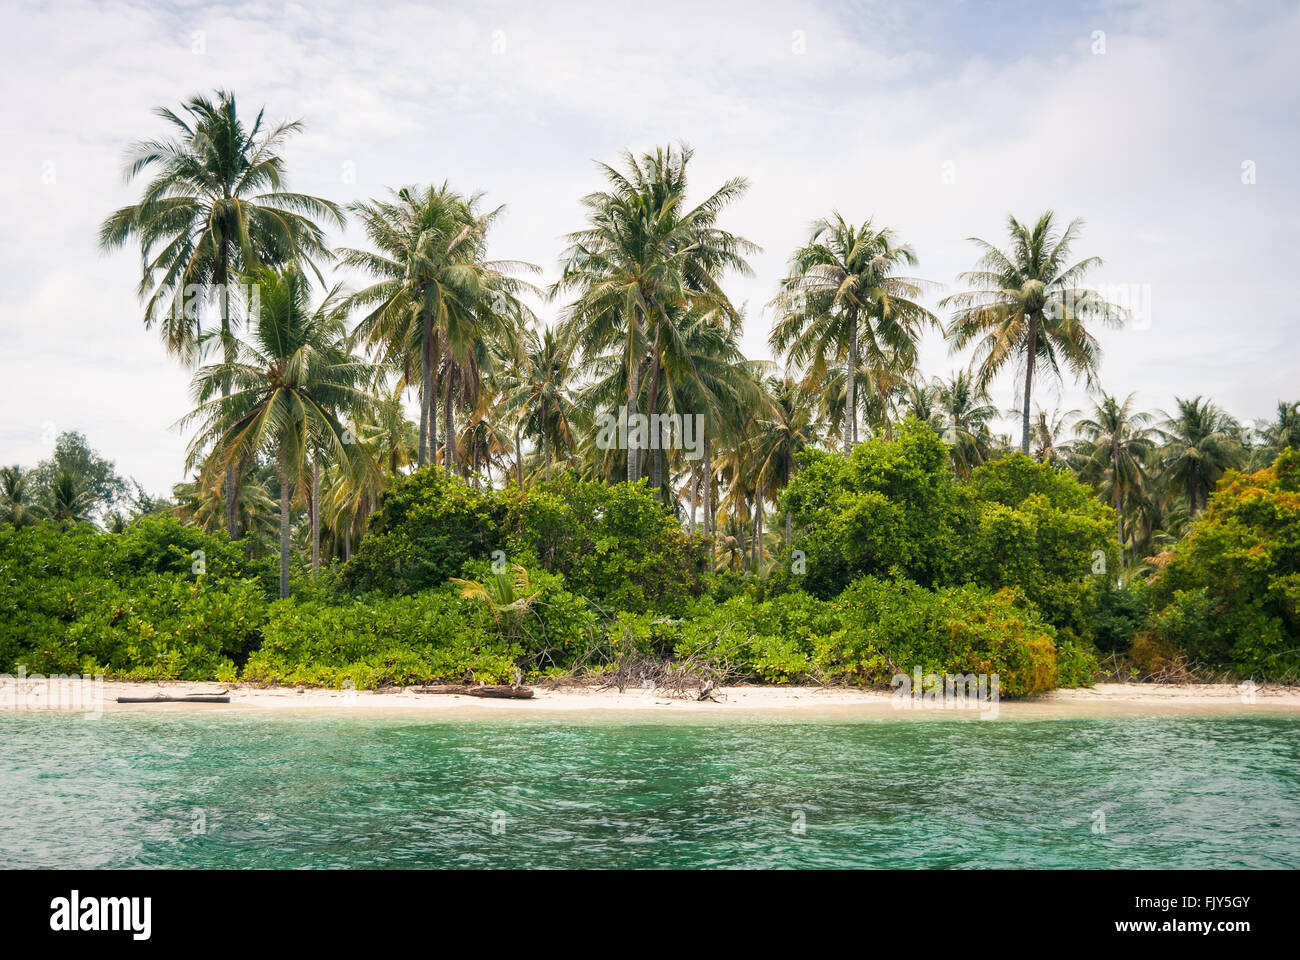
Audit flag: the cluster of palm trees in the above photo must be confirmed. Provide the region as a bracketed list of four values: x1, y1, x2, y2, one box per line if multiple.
[72, 89, 1298, 595]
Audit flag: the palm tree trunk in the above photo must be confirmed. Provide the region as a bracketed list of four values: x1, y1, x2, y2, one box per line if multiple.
[846, 307, 858, 450]
[216, 241, 240, 540]
[278, 463, 290, 600]
[626, 342, 641, 483]
[515, 425, 524, 488]
[442, 364, 456, 471]
[755, 500, 764, 566]
[1021, 311, 1039, 454]
[703, 435, 714, 567]
[688, 469, 699, 536]
[645, 339, 664, 497]
[310, 458, 320, 576]
[419, 306, 434, 467]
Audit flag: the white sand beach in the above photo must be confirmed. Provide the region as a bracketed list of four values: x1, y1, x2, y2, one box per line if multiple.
[37, 679, 1297, 720]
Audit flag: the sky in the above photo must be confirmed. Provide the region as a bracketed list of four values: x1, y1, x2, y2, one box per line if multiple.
[1, 0, 1297, 496]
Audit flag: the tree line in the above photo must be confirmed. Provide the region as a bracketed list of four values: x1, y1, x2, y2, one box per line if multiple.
[2, 90, 1296, 598]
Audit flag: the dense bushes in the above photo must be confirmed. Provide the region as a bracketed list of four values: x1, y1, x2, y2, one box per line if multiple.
[966, 455, 1117, 637]
[44, 436, 1300, 692]
[245, 587, 521, 688]
[782, 421, 1118, 639]
[1143, 448, 1300, 680]
[782, 421, 974, 597]
[0, 519, 265, 679]
[342, 468, 706, 612]
[617, 581, 1092, 696]
[338, 467, 507, 594]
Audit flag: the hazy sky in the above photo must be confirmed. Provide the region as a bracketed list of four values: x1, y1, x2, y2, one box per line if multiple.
[1, 0, 1296, 495]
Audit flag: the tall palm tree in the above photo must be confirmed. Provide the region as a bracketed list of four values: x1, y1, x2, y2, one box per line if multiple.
[179, 268, 379, 597]
[99, 90, 343, 537]
[0, 466, 45, 527]
[1251, 400, 1300, 469]
[556, 144, 757, 483]
[1074, 393, 1157, 569]
[338, 184, 537, 469]
[943, 211, 1119, 455]
[499, 324, 581, 481]
[770, 214, 935, 450]
[934, 370, 997, 478]
[172, 469, 278, 547]
[750, 376, 819, 549]
[1030, 405, 1080, 468]
[1158, 396, 1245, 515]
[45, 468, 98, 526]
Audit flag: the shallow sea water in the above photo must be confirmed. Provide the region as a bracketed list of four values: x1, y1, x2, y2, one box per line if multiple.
[2, 711, 1296, 868]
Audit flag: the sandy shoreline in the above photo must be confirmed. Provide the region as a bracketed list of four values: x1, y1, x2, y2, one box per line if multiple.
[7, 679, 1295, 720]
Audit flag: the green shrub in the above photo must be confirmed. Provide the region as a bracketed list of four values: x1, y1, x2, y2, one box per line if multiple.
[245, 587, 520, 688]
[0, 521, 266, 679]
[967, 455, 1118, 637]
[1144, 449, 1300, 680]
[781, 425, 1118, 641]
[780, 420, 975, 597]
[819, 578, 1061, 697]
[339, 467, 507, 594]
[342, 467, 706, 613]
[507, 474, 707, 614]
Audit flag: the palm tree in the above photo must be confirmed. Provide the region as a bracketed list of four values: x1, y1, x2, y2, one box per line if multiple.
[1251, 400, 1300, 469]
[556, 144, 757, 483]
[751, 376, 818, 549]
[499, 324, 581, 481]
[770, 214, 935, 450]
[943, 211, 1119, 455]
[45, 468, 97, 526]
[902, 380, 944, 434]
[179, 268, 378, 597]
[933, 370, 998, 478]
[1074, 393, 1157, 570]
[0, 466, 45, 527]
[172, 468, 278, 547]
[1158, 396, 1245, 515]
[99, 90, 343, 537]
[338, 184, 537, 470]
[1030, 406, 1079, 468]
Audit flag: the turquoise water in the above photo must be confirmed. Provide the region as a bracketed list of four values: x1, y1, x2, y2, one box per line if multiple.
[2, 712, 1297, 868]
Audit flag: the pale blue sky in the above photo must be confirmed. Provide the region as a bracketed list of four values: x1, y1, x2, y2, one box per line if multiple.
[1, 0, 1296, 493]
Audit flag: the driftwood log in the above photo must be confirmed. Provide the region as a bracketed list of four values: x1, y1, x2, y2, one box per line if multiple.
[116, 695, 231, 704]
[409, 684, 534, 700]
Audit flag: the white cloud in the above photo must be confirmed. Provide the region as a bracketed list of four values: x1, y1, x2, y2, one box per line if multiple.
[0, 0, 1296, 492]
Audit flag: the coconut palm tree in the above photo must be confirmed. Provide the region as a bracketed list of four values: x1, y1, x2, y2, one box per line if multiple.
[1074, 393, 1157, 570]
[943, 211, 1120, 455]
[44, 468, 98, 526]
[770, 214, 935, 450]
[750, 376, 819, 549]
[179, 268, 379, 597]
[0, 466, 45, 527]
[1157, 396, 1246, 515]
[99, 90, 343, 537]
[1030, 406, 1080, 468]
[339, 184, 537, 469]
[499, 324, 581, 481]
[1251, 400, 1300, 469]
[933, 370, 998, 479]
[556, 144, 757, 484]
